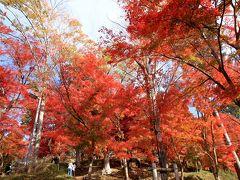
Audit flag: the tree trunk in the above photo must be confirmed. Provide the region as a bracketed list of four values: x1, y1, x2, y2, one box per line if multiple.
[180, 166, 184, 180]
[195, 162, 198, 172]
[173, 163, 180, 180]
[211, 121, 220, 180]
[102, 151, 112, 175]
[0, 153, 3, 168]
[213, 111, 240, 171]
[152, 162, 160, 180]
[123, 158, 129, 180]
[234, 163, 240, 180]
[0, 153, 3, 173]
[201, 127, 216, 174]
[76, 147, 82, 168]
[149, 72, 168, 180]
[158, 147, 168, 180]
[88, 157, 94, 180]
[26, 96, 42, 172]
[33, 97, 45, 165]
[171, 137, 183, 180]
[136, 59, 168, 180]
[150, 78, 168, 180]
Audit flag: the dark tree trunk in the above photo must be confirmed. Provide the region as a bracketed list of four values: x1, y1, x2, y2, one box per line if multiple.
[158, 146, 168, 180]
[234, 163, 240, 180]
[75, 147, 82, 168]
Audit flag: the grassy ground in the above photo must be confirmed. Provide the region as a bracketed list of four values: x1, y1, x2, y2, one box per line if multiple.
[1, 163, 74, 180]
[183, 170, 238, 180]
[1, 161, 238, 180]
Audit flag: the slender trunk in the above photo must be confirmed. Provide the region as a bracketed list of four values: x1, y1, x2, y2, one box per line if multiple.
[33, 97, 45, 165]
[198, 110, 216, 174]
[26, 96, 42, 172]
[150, 77, 168, 179]
[152, 162, 160, 180]
[158, 146, 168, 180]
[234, 163, 240, 180]
[137, 59, 167, 179]
[120, 159, 124, 168]
[195, 162, 198, 172]
[213, 111, 240, 171]
[211, 121, 220, 180]
[201, 127, 215, 173]
[173, 163, 180, 180]
[0, 154, 3, 168]
[123, 158, 129, 180]
[102, 151, 112, 175]
[88, 140, 95, 180]
[0, 153, 3, 173]
[180, 166, 184, 180]
[76, 147, 82, 168]
[150, 78, 168, 180]
[88, 157, 94, 180]
[197, 160, 202, 171]
[213, 171, 220, 180]
[171, 137, 183, 180]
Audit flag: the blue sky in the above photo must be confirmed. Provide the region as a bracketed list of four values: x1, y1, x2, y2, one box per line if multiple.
[66, 0, 125, 41]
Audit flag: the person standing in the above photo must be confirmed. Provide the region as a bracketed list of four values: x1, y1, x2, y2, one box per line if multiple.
[68, 162, 73, 176]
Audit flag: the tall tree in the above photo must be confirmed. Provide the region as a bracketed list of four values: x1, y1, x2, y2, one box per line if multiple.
[117, 0, 240, 107]
[0, 0, 90, 170]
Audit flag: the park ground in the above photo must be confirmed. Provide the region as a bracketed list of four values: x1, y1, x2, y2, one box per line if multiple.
[0, 160, 238, 180]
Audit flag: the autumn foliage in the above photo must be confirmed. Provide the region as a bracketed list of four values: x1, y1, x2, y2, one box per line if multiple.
[0, 0, 239, 179]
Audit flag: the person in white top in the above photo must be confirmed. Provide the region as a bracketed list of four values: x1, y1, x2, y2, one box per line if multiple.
[68, 162, 73, 176]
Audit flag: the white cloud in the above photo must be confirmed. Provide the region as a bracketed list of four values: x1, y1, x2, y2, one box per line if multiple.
[66, 0, 125, 41]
